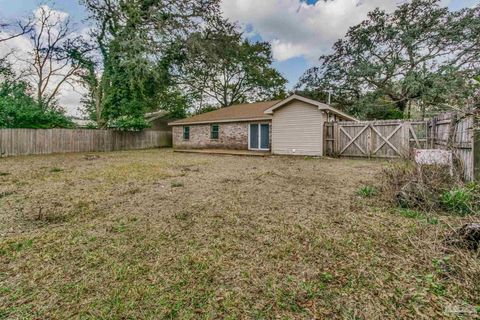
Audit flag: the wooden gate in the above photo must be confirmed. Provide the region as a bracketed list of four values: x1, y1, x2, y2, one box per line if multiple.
[324, 112, 478, 181]
[324, 120, 428, 158]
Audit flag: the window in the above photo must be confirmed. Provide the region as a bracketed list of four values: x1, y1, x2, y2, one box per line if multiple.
[183, 126, 190, 140]
[211, 124, 219, 140]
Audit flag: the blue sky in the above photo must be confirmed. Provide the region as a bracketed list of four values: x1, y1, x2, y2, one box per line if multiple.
[222, 0, 479, 88]
[0, 0, 478, 116]
[0, 0, 478, 88]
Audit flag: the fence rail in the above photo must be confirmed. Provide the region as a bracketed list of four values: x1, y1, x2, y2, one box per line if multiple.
[0, 129, 172, 157]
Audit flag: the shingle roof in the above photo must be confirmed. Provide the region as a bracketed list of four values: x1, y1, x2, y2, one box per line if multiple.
[169, 100, 280, 125]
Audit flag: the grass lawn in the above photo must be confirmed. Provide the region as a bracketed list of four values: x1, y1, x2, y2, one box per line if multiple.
[0, 149, 478, 319]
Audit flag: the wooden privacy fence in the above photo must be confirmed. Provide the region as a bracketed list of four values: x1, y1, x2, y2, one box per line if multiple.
[325, 111, 479, 181]
[0, 129, 172, 157]
[428, 112, 478, 181]
[324, 120, 428, 158]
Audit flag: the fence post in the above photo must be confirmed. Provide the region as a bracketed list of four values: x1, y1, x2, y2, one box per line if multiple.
[403, 122, 411, 157]
[323, 123, 328, 156]
[333, 122, 339, 155]
[430, 117, 436, 149]
[367, 124, 372, 157]
[474, 126, 480, 181]
[447, 113, 458, 149]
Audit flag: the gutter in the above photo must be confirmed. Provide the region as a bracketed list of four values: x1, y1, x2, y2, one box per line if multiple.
[169, 117, 273, 126]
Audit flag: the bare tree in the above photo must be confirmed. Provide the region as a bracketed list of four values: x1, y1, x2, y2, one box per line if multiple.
[1, 18, 33, 80]
[0, 19, 33, 43]
[15, 6, 85, 108]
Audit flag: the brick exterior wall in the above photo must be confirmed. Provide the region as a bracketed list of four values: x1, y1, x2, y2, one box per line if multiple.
[172, 121, 272, 150]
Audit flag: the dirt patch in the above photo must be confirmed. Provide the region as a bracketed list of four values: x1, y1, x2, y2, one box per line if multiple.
[0, 149, 478, 319]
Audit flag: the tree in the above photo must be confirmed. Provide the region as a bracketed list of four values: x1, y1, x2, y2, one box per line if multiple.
[177, 18, 287, 110]
[0, 18, 33, 43]
[1, 18, 33, 81]
[12, 6, 87, 108]
[0, 81, 74, 128]
[0, 56, 13, 80]
[77, 0, 221, 129]
[0, 64, 73, 128]
[297, 0, 480, 119]
[0, 8, 75, 129]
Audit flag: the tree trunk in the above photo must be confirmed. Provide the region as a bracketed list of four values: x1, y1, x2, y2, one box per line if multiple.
[395, 99, 407, 112]
[94, 86, 105, 128]
[37, 77, 43, 107]
[95, 96, 103, 128]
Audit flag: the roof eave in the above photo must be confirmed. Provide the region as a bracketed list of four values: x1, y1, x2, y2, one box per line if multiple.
[319, 106, 358, 122]
[169, 116, 272, 126]
[264, 94, 358, 122]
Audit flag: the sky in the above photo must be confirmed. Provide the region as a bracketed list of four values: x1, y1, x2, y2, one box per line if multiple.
[0, 0, 478, 116]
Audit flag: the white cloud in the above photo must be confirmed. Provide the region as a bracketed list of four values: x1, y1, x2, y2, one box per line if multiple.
[34, 5, 70, 28]
[0, 5, 86, 117]
[222, 0, 452, 62]
[270, 39, 308, 61]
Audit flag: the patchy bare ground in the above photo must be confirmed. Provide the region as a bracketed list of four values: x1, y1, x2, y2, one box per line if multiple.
[0, 149, 478, 319]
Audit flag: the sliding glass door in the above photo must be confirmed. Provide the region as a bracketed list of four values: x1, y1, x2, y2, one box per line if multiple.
[249, 123, 270, 150]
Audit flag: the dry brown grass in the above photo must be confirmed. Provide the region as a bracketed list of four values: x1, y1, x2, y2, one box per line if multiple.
[0, 149, 478, 319]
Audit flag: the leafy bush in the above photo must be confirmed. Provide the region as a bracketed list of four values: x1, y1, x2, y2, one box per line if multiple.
[0, 81, 74, 129]
[357, 185, 377, 197]
[108, 115, 150, 131]
[441, 184, 479, 216]
[382, 161, 479, 215]
[84, 122, 98, 129]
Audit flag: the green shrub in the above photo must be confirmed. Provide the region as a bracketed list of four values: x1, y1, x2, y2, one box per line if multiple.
[0, 81, 74, 129]
[108, 115, 150, 131]
[357, 186, 377, 197]
[84, 122, 98, 129]
[440, 184, 479, 216]
[382, 161, 480, 215]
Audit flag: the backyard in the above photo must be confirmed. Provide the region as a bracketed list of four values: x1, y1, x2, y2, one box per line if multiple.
[0, 149, 478, 319]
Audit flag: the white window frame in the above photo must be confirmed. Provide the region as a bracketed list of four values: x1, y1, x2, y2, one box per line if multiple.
[248, 122, 270, 151]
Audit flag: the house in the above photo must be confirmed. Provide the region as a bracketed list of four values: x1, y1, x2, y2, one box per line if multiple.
[70, 117, 94, 128]
[144, 110, 176, 131]
[169, 94, 357, 156]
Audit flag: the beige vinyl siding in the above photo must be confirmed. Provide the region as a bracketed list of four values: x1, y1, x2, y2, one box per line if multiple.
[272, 101, 324, 156]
